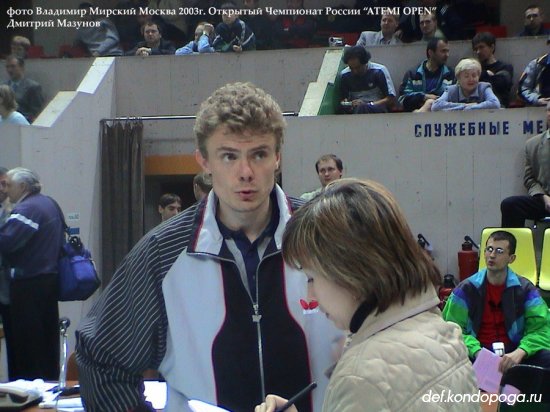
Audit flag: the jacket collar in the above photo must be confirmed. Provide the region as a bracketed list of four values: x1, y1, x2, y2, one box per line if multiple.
[469, 267, 521, 290]
[349, 286, 440, 349]
[188, 184, 292, 256]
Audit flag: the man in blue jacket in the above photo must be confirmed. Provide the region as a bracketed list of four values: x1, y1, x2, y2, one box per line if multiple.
[0, 167, 64, 380]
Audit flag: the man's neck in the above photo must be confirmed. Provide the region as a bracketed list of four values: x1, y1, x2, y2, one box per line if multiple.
[425, 60, 440, 73]
[218, 199, 273, 243]
[486, 269, 507, 286]
[148, 40, 160, 48]
[484, 56, 497, 66]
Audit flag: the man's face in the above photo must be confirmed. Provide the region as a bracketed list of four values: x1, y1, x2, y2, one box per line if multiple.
[5, 58, 23, 81]
[429, 40, 450, 67]
[317, 159, 342, 187]
[0, 174, 7, 204]
[143, 24, 161, 46]
[6, 176, 26, 203]
[473, 42, 493, 64]
[347, 57, 366, 77]
[195, 126, 280, 224]
[222, 10, 239, 25]
[419, 14, 436, 36]
[524, 7, 543, 32]
[484, 238, 515, 274]
[10, 44, 26, 58]
[159, 201, 181, 221]
[380, 15, 398, 36]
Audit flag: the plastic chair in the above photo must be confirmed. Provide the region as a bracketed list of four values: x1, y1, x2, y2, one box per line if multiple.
[498, 365, 550, 411]
[539, 229, 550, 291]
[478, 228, 538, 286]
[26, 45, 45, 58]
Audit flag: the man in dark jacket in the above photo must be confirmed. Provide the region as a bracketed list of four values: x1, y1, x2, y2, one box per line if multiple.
[126, 22, 176, 56]
[0, 167, 64, 380]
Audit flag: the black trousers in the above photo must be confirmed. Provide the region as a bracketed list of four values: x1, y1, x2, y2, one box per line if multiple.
[0, 273, 59, 380]
[500, 195, 549, 228]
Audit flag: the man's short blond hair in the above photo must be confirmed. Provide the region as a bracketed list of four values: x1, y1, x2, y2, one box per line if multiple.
[193, 82, 286, 157]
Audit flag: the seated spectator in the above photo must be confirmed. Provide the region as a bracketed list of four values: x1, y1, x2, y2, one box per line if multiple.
[175, 22, 215, 55]
[10, 36, 31, 59]
[3, 56, 44, 123]
[300, 154, 343, 201]
[418, 12, 445, 42]
[126, 22, 176, 56]
[193, 172, 212, 201]
[0, 85, 29, 125]
[339, 46, 395, 114]
[518, 4, 550, 37]
[272, 0, 315, 49]
[356, 13, 401, 46]
[76, 2, 123, 57]
[501, 103, 550, 228]
[518, 40, 550, 106]
[472, 32, 513, 108]
[443, 231, 550, 371]
[256, 178, 479, 412]
[341, 58, 397, 100]
[241, 0, 273, 50]
[158, 193, 181, 222]
[147, 0, 189, 46]
[432, 58, 500, 111]
[399, 38, 454, 112]
[212, 2, 255, 52]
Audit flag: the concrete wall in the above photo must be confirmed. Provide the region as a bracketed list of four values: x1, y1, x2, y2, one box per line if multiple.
[0, 57, 116, 361]
[282, 107, 547, 277]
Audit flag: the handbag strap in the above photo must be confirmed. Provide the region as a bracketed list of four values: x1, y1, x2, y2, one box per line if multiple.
[48, 196, 70, 234]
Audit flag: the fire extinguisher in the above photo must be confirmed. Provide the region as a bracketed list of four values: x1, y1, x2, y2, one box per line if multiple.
[458, 235, 479, 282]
[438, 274, 456, 310]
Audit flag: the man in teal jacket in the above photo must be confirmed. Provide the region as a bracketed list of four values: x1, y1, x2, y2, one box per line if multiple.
[443, 230, 550, 373]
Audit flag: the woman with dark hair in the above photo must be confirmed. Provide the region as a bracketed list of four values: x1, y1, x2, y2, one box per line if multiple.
[256, 178, 479, 412]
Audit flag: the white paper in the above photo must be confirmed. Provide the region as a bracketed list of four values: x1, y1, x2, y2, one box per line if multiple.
[144, 381, 168, 410]
[188, 399, 231, 412]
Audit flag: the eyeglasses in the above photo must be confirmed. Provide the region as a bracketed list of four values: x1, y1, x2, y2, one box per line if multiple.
[484, 246, 506, 255]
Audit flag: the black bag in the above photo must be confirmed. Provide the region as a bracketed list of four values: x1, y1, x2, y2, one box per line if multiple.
[52, 199, 100, 301]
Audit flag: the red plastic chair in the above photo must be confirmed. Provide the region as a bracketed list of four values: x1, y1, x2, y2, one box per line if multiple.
[475, 25, 508, 38]
[26, 45, 46, 58]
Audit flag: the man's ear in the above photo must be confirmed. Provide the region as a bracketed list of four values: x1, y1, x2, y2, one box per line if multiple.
[508, 254, 516, 264]
[158, 205, 163, 215]
[195, 149, 210, 174]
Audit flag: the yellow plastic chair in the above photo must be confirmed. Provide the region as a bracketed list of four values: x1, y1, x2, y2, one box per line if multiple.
[539, 229, 550, 291]
[478, 228, 538, 286]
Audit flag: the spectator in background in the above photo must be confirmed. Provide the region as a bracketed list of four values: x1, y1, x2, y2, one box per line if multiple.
[501, 102, 550, 228]
[356, 13, 401, 46]
[518, 38, 550, 106]
[399, 38, 454, 112]
[10, 36, 31, 59]
[431, 58, 500, 111]
[76, 2, 123, 57]
[3, 56, 44, 123]
[300, 154, 343, 201]
[193, 171, 212, 201]
[126, 21, 176, 56]
[176, 22, 215, 54]
[518, 4, 550, 37]
[340, 46, 394, 114]
[272, 0, 315, 49]
[241, 0, 273, 50]
[0, 85, 29, 125]
[147, 0, 189, 46]
[0, 168, 64, 381]
[213, 2, 256, 52]
[418, 12, 445, 42]
[158, 193, 182, 222]
[472, 32, 513, 108]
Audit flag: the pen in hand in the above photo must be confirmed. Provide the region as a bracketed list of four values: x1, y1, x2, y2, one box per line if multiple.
[275, 382, 317, 412]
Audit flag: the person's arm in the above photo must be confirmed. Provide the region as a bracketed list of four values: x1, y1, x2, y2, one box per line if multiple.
[516, 284, 550, 357]
[465, 85, 501, 110]
[523, 140, 545, 196]
[489, 65, 513, 98]
[519, 59, 542, 105]
[240, 23, 256, 51]
[356, 32, 367, 47]
[175, 40, 195, 55]
[96, 20, 121, 56]
[0, 208, 38, 254]
[442, 291, 482, 359]
[151, 40, 176, 55]
[197, 35, 214, 53]
[431, 90, 466, 111]
[76, 234, 167, 412]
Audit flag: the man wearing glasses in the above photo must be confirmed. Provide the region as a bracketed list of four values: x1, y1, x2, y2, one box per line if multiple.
[443, 231, 550, 372]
